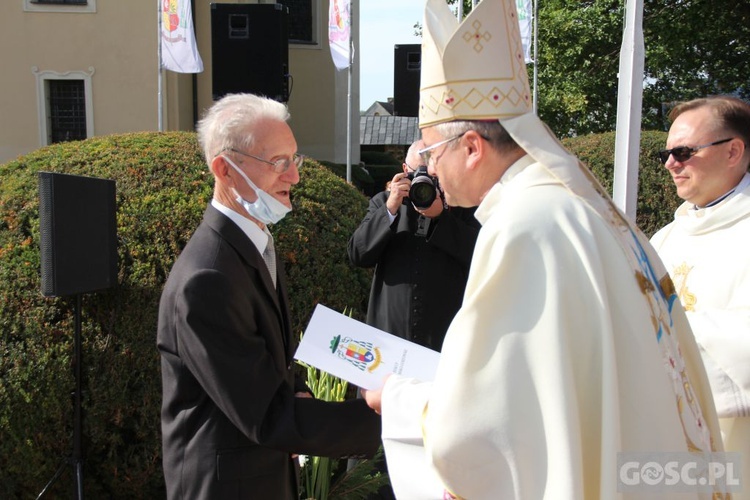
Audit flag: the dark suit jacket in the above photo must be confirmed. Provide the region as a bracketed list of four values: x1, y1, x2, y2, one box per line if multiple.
[348, 193, 480, 350]
[158, 205, 381, 499]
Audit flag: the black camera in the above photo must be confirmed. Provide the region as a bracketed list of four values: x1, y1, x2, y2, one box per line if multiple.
[403, 166, 439, 209]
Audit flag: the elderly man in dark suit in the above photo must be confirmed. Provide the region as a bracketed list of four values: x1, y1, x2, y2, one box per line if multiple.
[157, 93, 381, 499]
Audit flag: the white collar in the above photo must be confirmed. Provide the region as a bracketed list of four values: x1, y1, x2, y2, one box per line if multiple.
[211, 199, 271, 255]
[474, 154, 535, 225]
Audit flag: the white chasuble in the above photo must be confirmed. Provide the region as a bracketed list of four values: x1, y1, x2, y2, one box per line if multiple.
[381, 114, 725, 500]
[651, 172, 750, 497]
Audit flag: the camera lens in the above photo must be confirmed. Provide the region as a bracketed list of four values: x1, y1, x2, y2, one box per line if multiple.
[409, 177, 437, 208]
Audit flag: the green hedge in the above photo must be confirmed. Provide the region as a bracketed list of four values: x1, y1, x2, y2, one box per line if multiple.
[318, 151, 402, 198]
[317, 159, 376, 197]
[0, 132, 371, 498]
[0, 128, 680, 497]
[317, 160, 402, 198]
[364, 165, 403, 195]
[562, 130, 679, 237]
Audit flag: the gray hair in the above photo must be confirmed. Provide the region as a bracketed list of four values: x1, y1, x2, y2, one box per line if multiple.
[406, 139, 426, 165]
[432, 120, 521, 155]
[196, 93, 290, 165]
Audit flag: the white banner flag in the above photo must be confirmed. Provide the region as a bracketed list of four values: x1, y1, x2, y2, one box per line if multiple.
[328, 0, 352, 70]
[160, 0, 204, 74]
[516, 0, 533, 63]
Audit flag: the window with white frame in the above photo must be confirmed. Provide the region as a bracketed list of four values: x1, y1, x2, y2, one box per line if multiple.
[32, 67, 95, 147]
[47, 80, 87, 143]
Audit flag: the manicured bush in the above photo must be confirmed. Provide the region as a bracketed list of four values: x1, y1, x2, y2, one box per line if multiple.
[317, 159, 375, 196]
[317, 159, 402, 198]
[359, 151, 402, 195]
[0, 131, 371, 498]
[563, 130, 680, 237]
[363, 165, 403, 195]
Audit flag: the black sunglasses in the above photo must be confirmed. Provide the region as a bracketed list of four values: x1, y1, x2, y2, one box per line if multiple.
[657, 137, 734, 164]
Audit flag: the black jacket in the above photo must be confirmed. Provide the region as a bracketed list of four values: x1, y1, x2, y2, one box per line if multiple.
[158, 205, 381, 499]
[348, 193, 480, 350]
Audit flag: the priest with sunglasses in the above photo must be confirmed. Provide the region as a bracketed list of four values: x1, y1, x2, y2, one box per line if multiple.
[651, 95, 750, 490]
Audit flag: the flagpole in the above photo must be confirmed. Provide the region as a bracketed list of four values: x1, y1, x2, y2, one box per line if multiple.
[157, 0, 163, 132]
[346, 51, 352, 184]
[532, 0, 538, 113]
[612, 0, 644, 219]
[346, 0, 353, 184]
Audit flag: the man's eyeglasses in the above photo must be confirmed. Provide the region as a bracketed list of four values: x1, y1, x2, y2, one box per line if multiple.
[417, 133, 465, 166]
[657, 138, 734, 164]
[222, 148, 304, 173]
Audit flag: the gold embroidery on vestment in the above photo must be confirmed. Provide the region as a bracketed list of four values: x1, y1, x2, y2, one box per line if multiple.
[672, 262, 697, 312]
[660, 274, 676, 298]
[635, 270, 655, 294]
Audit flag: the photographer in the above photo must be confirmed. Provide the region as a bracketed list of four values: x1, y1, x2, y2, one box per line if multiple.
[348, 140, 480, 352]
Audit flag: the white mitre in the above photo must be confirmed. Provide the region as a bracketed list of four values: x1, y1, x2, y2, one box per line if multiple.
[418, 0, 592, 195]
[419, 0, 532, 128]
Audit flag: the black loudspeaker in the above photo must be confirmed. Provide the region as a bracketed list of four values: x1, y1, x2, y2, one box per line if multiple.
[38, 172, 117, 297]
[211, 3, 290, 102]
[393, 44, 421, 117]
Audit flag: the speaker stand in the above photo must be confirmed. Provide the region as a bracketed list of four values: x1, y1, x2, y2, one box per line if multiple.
[37, 293, 85, 500]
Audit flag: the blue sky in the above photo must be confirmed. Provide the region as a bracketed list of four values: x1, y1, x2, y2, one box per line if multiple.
[358, 1, 424, 109]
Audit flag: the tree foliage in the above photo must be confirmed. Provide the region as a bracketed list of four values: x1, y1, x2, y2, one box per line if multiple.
[535, 0, 623, 135]
[535, 0, 750, 135]
[421, 0, 750, 137]
[641, 0, 750, 127]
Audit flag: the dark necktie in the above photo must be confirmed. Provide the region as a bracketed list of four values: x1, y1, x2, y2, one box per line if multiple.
[262, 228, 276, 288]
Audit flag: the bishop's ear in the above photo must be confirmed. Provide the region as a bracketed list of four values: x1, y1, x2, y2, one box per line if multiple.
[462, 130, 485, 170]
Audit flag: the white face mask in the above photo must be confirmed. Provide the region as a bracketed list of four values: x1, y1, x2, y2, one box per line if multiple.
[223, 155, 292, 225]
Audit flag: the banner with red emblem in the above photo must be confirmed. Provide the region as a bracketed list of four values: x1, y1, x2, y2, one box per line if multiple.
[160, 0, 203, 73]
